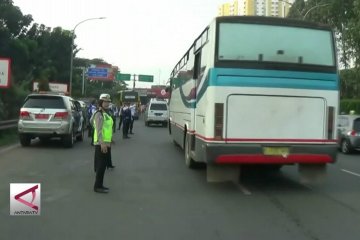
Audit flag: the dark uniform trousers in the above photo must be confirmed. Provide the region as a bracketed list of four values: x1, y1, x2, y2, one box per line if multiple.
[118, 115, 123, 129]
[129, 117, 135, 133]
[94, 145, 111, 188]
[122, 118, 130, 137]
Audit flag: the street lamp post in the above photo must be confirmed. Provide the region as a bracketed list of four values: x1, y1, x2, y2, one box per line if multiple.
[303, 3, 331, 20]
[69, 17, 105, 96]
[277, 0, 331, 19]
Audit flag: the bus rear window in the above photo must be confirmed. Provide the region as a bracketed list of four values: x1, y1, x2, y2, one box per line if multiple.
[218, 23, 335, 67]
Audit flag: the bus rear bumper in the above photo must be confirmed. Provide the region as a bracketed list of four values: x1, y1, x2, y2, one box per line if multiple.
[203, 143, 338, 165]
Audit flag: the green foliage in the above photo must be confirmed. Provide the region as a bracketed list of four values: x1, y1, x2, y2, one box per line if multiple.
[0, 1, 118, 119]
[340, 68, 360, 98]
[0, 128, 18, 147]
[340, 99, 360, 114]
[0, 97, 5, 120]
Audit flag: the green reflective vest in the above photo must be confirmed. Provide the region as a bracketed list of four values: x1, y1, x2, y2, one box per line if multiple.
[93, 111, 113, 143]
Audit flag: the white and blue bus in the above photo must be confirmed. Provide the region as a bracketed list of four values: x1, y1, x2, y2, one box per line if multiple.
[168, 16, 339, 181]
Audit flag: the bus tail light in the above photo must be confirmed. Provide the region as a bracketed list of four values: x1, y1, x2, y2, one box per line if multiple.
[327, 106, 334, 139]
[214, 103, 224, 140]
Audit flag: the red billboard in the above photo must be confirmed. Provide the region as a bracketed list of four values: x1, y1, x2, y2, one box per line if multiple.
[147, 85, 170, 99]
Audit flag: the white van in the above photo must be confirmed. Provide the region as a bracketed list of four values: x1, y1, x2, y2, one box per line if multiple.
[144, 98, 168, 127]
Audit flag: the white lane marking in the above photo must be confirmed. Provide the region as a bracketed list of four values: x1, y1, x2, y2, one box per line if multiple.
[236, 183, 252, 195]
[342, 169, 360, 178]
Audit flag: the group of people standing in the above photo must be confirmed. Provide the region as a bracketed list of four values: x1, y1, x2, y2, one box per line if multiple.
[117, 102, 136, 139]
[87, 99, 138, 142]
[87, 94, 138, 193]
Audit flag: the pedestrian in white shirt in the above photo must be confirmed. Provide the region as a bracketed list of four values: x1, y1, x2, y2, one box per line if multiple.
[129, 103, 136, 134]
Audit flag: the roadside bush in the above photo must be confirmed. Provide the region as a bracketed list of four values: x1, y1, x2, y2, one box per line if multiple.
[340, 99, 360, 115]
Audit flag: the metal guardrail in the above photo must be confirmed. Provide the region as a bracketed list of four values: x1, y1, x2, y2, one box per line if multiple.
[0, 119, 18, 130]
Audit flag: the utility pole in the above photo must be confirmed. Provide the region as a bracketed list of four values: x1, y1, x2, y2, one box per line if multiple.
[132, 74, 136, 90]
[81, 67, 86, 96]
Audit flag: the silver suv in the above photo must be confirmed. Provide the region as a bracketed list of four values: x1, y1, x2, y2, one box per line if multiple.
[18, 93, 85, 148]
[337, 114, 360, 154]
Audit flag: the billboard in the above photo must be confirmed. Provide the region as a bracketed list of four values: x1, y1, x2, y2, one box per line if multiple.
[87, 64, 118, 81]
[33, 82, 68, 93]
[147, 85, 170, 99]
[0, 58, 11, 88]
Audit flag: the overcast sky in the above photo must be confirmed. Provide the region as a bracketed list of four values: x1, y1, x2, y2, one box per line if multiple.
[12, 0, 226, 87]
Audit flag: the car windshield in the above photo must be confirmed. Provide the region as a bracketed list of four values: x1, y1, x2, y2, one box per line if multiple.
[150, 103, 167, 110]
[354, 118, 360, 131]
[23, 96, 65, 109]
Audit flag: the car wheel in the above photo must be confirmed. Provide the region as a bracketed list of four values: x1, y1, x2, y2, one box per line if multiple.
[63, 131, 74, 148]
[19, 134, 31, 147]
[163, 122, 168, 128]
[76, 127, 84, 142]
[341, 139, 352, 154]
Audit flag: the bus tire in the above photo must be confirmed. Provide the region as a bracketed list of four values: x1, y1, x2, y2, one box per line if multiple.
[185, 134, 196, 169]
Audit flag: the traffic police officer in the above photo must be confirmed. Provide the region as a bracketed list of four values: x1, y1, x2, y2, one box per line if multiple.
[93, 93, 114, 193]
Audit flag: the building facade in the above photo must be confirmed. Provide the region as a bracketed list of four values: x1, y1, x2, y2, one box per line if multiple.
[218, 0, 295, 17]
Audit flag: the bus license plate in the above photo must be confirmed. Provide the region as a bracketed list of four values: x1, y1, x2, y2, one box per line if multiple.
[263, 147, 289, 156]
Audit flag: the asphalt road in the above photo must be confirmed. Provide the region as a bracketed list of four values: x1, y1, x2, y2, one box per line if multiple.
[0, 118, 359, 240]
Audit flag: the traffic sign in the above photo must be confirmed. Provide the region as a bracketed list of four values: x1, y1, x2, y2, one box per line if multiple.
[116, 73, 131, 81]
[87, 68, 108, 78]
[138, 75, 153, 82]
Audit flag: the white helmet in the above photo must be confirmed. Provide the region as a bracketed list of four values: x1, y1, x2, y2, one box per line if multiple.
[99, 93, 111, 102]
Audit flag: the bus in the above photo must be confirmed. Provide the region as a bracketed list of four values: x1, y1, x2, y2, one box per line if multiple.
[118, 90, 141, 119]
[119, 90, 140, 105]
[168, 16, 339, 182]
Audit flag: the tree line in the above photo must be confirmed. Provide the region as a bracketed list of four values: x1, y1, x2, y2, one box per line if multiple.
[0, 0, 122, 120]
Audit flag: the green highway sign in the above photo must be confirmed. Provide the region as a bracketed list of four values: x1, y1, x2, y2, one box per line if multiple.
[138, 75, 154, 82]
[116, 73, 131, 81]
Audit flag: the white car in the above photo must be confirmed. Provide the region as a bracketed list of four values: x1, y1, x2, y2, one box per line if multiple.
[144, 98, 168, 127]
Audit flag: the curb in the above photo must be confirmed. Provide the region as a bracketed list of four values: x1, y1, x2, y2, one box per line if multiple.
[0, 143, 20, 154]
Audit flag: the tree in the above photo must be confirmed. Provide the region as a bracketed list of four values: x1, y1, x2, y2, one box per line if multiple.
[0, 0, 116, 119]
